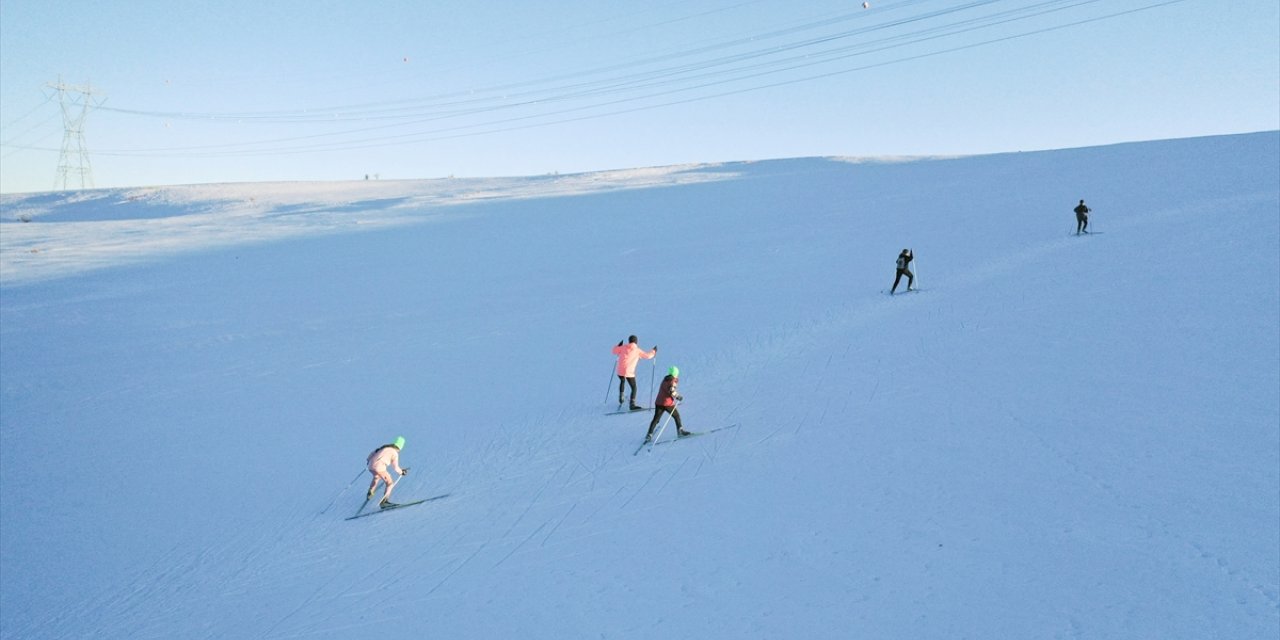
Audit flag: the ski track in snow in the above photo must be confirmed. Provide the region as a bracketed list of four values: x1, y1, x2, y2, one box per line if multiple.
[226, 410, 753, 638]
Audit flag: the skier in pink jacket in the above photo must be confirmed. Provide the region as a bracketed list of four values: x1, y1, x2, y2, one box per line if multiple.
[366, 436, 409, 508]
[611, 335, 657, 410]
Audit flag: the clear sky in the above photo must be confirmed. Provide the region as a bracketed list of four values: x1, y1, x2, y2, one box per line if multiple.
[2, 0, 1277, 193]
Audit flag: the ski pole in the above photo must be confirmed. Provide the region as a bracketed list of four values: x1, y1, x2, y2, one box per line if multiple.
[604, 360, 617, 404]
[648, 400, 680, 452]
[648, 353, 657, 405]
[320, 467, 368, 515]
[913, 250, 920, 290]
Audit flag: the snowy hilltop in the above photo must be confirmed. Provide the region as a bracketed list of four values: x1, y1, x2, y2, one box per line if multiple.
[1, 132, 1277, 639]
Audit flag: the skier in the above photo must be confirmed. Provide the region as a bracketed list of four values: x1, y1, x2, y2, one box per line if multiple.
[1074, 199, 1091, 234]
[890, 248, 914, 294]
[646, 366, 691, 441]
[612, 335, 657, 410]
[366, 436, 409, 508]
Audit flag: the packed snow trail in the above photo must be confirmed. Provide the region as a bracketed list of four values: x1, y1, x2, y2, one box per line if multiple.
[1, 133, 1276, 639]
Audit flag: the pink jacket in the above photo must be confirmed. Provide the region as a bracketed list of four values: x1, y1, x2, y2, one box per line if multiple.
[367, 446, 403, 475]
[612, 343, 656, 377]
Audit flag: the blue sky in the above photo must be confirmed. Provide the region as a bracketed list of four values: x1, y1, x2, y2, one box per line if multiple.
[2, 0, 1277, 193]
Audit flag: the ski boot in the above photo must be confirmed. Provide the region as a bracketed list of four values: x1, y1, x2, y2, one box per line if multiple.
[677, 429, 693, 438]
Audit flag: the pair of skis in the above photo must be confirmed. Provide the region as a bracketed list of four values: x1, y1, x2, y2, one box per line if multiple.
[632, 424, 739, 456]
[606, 405, 648, 416]
[345, 493, 452, 521]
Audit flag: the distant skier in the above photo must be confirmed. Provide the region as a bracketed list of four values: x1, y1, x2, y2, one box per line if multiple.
[890, 248, 914, 294]
[1074, 199, 1091, 234]
[612, 335, 657, 410]
[646, 366, 691, 441]
[366, 436, 409, 508]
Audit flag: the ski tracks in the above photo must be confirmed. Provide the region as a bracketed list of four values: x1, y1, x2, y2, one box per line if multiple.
[947, 353, 1280, 619]
[334, 417, 743, 620]
[184, 393, 752, 637]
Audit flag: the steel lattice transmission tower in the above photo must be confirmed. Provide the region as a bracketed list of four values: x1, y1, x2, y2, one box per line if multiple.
[46, 78, 105, 191]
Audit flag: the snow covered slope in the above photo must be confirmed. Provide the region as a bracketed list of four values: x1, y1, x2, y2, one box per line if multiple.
[1, 132, 1277, 639]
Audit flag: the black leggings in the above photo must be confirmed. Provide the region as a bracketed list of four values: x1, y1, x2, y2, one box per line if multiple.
[892, 268, 914, 292]
[1076, 213, 1089, 233]
[617, 376, 638, 404]
[648, 406, 683, 435]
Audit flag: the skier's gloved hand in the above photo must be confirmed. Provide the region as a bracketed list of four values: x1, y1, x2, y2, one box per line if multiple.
[653, 345, 658, 351]
[617, 340, 624, 347]
[400, 468, 409, 476]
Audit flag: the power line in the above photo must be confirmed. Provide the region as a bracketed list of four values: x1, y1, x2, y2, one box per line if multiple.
[76, 0, 1037, 153]
[91, 0, 944, 123]
[20, 0, 1185, 160]
[0, 110, 61, 149]
[171, 0, 1186, 159]
[0, 93, 55, 131]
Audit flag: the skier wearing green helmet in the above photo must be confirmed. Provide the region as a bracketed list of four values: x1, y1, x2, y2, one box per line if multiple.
[365, 436, 409, 508]
[646, 366, 691, 441]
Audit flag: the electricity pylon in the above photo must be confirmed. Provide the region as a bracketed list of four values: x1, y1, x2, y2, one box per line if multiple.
[46, 78, 104, 191]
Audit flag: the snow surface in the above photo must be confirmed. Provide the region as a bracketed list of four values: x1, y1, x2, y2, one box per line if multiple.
[1, 132, 1277, 639]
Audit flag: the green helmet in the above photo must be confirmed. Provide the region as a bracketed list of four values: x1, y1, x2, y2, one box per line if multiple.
[668, 366, 679, 377]
[393, 436, 406, 450]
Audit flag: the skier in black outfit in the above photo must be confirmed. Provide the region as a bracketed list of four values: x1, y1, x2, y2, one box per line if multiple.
[1074, 200, 1091, 234]
[890, 249, 914, 294]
